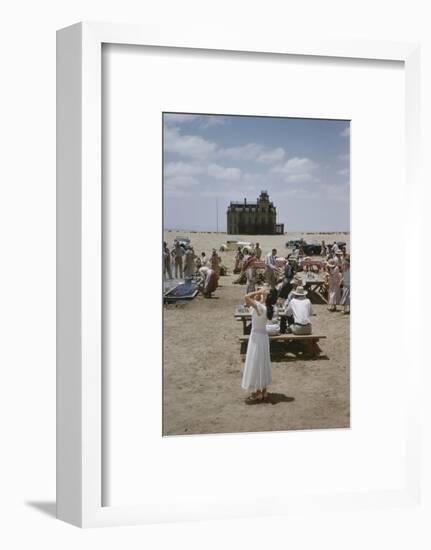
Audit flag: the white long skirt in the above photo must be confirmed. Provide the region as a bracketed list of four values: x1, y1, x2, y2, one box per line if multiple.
[241, 331, 272, 390]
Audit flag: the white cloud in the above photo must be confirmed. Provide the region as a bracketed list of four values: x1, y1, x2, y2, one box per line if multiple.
[272, 156, 318, 183]
[282, 157, 317, 173]
[208, 163, 241, 181]
[340, 126, 350, 138]
[164, 126, 217, 159]
[219, 142, 265, 161]
[219, 143, 285, 165]
[257, 147, 285, 164]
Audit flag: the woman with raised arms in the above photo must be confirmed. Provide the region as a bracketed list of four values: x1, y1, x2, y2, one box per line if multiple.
[241, 286, 278, 403]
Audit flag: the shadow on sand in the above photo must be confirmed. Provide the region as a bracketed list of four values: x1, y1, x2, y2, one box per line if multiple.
[245, 393, 295, 406]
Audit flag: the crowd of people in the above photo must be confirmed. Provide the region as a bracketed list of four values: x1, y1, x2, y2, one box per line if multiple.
[235, 242, 350, 314]
[164, 237, 350, 313]
[163, 240, 225, 298]
[163, 236, 350, 404]
[240, 241, 350, 403]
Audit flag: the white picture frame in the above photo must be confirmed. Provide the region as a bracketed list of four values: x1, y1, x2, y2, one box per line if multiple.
[56, 21, 422, 527]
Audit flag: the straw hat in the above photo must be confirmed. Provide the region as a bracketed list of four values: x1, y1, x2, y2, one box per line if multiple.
[327, 259, 337, 268]
[292, 286, 308, 297]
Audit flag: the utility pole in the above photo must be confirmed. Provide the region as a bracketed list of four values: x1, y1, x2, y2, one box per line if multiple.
[216, 198, 219, 233]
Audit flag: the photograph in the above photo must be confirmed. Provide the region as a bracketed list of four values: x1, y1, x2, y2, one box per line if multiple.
[162, 112, 350, 436]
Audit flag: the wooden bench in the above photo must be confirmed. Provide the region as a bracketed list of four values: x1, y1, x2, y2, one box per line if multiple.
[238, 333, 326, 358]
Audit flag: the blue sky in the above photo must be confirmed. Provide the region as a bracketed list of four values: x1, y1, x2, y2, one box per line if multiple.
[163, 113, 350, 232]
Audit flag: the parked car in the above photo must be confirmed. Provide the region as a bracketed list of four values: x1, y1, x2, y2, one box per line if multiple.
[286, 239, 321, 255]
[286, 239, 347, 256]
[302, 243, 322, 255]
[174, 236, 191, 247]
[286, 239, 305, 249]
[220, 240, 253, 252]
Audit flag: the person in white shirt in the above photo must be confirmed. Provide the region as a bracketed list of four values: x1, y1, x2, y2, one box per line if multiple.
[285, 286, 313, 335]
[200, 251, 209, 267]
[265, 248, 280, 288]
[331, 241, 340, 255]
[198, 266, 218, 298]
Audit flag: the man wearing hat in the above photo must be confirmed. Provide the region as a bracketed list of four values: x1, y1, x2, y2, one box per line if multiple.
[284, 286, 313, 335]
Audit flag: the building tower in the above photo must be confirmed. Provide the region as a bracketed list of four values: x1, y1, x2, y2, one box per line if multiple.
[226, 191, 284, 235]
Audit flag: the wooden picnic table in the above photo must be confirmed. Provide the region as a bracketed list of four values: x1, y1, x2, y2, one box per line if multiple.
[234, 304, 320, 334]
[234, 306, 290, 335]
[234, 307, 326, 358]
[297, 275, 328, 304]
[238, 333, 326, 358]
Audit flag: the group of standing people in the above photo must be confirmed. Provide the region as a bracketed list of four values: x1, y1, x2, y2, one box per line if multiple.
[233, 243, 262, 272]
[163, 240, 222, 280]
[325, 256, 350, 313]
[234, 241, 351, 315]
[323, 244, 350, 314]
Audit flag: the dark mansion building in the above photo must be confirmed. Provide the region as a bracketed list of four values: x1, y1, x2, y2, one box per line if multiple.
[226, 191, 284, 235]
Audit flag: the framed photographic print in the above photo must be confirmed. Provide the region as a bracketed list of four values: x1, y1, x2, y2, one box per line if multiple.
[162, 111, 350, 436]
[57, 22, 422, 527]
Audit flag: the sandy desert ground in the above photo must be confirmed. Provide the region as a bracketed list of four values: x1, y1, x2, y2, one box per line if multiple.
[163, 231, 350, 436]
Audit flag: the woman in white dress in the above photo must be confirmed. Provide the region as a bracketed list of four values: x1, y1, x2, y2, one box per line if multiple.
[241, 287, 278, 403]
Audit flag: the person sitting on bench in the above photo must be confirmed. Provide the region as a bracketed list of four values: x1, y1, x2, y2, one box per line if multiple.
[284, 286, 313, 335]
